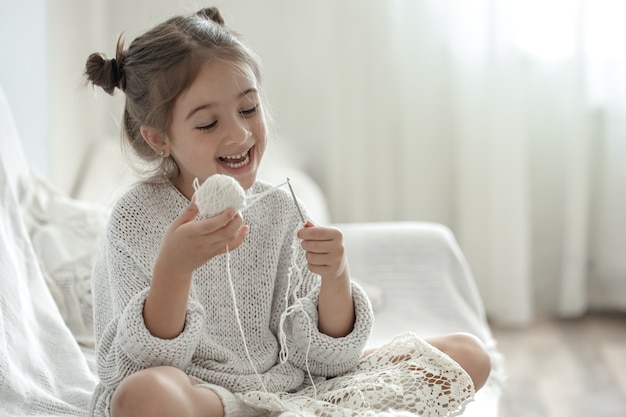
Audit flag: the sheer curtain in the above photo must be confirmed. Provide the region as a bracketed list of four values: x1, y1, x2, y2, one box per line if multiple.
[314, 0, 626, 326]
[47, 0, 626, 327]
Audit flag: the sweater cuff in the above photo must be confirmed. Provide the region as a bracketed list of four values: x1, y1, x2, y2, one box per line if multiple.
[289, 282, 374, 375]
[117, 288, 205, 369]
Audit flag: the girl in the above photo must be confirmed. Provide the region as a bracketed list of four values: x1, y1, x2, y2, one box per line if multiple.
[85, 7, 490, 417]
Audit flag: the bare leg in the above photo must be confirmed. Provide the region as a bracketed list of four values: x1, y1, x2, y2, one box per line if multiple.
[362, 332, 491, 391]
[426, 332, 491, 391]
[110, 366, 224, 417]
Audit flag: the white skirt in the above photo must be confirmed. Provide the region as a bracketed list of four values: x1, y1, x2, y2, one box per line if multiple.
[236, 332, 475, 417]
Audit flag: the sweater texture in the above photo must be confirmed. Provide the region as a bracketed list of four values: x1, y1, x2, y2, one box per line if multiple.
[89, 180, 374, 417]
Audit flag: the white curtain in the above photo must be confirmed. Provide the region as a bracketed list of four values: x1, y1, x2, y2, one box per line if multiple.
[47, 0, 626, 326]
[315, 0, 626, 326]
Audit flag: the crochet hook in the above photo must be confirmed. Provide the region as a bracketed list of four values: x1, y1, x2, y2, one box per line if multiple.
[286, 177, 306, 223]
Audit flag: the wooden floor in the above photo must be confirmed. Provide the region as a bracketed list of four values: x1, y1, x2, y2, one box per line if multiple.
[490, 312, 626, 417]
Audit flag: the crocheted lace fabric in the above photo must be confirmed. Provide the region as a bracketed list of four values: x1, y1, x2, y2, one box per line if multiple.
[238, 332, 475, 417]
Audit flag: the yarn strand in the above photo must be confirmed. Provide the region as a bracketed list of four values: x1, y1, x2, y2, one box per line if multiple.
[225, 244, 269, 393]
[243, 181, 288, 209]
[277, 221, 317, 399]
[211, 177, 317, 401]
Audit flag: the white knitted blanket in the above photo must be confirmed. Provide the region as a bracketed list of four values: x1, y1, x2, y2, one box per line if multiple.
[0, 87, 95, 416]
[0, 145, 95, 417]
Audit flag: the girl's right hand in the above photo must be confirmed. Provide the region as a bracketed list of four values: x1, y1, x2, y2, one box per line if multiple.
[156, 198, 248, 279]
[145, 199, 247, 339]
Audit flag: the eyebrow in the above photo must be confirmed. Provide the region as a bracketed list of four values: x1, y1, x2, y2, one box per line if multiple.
[185, 88, 258, 121]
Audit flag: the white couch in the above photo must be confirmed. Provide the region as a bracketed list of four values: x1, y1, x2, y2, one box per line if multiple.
[0, 86, 503, 416]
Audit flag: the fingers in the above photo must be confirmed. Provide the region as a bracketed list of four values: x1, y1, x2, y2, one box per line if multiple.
[197, 208, 241, 234]
[179, 207, 246, 253]
[176, 195, 239, 232]
[172, 196, 240, 232]
[298, 224, 341, 243]
[303, 244, 345, 269]
[172, 195, 200, 227]
[225, 224, 249, 252]
[298, 225, 347, 278]
[194, 209, 245, 250]
[157, 204, 249, 276]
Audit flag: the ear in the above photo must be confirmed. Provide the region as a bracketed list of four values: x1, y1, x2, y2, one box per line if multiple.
[140, 125, 170, 156]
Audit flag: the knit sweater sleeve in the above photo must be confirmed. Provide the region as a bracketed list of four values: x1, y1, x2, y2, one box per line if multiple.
[282, 278, 374, 377]
[92, 186, 205, 387]
[265, 186, 374, 377]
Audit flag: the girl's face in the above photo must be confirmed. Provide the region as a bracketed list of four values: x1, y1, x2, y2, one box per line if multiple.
[167, 60, 267, 198]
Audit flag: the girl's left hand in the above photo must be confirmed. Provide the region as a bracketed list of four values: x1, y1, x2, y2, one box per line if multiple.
[299, 220, 355, 338]
[297, 220, 349, 281]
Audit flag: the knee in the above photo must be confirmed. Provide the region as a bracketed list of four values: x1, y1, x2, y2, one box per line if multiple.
[430, 332, 492, 392]
[110, 366, 187, 417]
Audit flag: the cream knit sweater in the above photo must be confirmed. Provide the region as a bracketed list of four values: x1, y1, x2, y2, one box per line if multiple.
[89, 180, 374, 417]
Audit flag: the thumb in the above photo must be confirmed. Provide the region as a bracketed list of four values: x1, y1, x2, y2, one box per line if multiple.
[174, 195, 200, 226]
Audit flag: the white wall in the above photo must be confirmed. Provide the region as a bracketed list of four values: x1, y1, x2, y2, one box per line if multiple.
[0, 0, 114, 193]
[47, 0, 115, 195]
[0, 0, 48, 179]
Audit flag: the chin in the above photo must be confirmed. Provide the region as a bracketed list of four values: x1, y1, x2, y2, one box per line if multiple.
[237, 172, 258, 190]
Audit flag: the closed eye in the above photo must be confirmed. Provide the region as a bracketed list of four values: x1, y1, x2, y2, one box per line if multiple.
[197, 121, 217, 131]
[240, 104, 258, 117]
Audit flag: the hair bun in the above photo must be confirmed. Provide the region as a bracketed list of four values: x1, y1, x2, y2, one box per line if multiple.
[84, 37, 127, 95]
[196, 7, 225, 25]
[84, 53, 116, 95]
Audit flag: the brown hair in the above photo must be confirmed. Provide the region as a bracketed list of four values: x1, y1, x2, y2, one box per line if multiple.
[84, 7, 263, 181]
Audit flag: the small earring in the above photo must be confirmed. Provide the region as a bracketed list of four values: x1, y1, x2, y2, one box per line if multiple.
[159, 149, 165, 157]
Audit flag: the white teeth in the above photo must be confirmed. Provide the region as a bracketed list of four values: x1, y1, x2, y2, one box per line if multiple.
[222, 151, 248, 160]
[220, 151, 250, 168]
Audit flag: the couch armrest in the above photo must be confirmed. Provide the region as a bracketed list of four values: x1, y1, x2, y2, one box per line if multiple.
[338, 221, 491, 345]
[339, 221, 505, 416]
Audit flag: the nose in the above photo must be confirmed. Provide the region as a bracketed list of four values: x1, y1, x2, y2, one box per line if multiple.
[223, 114, 251, 145]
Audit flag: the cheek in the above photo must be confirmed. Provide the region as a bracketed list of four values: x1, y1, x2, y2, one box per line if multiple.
[251, 116, 267, 143]
[255, 127, 267, 156]
[255, 116, 268, 142]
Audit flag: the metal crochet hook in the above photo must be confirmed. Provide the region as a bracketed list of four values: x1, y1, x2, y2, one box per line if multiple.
[286, 177, 306, 223]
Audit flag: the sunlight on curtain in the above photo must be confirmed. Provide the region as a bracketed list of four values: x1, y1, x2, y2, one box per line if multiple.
[512, 0, 577, 60]
[318, 0, 626, 326]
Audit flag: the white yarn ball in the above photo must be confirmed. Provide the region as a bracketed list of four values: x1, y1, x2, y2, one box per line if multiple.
[194, 174, 245, 218]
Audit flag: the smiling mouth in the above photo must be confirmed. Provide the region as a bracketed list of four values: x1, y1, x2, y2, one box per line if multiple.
[218, 149, 251, 169]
